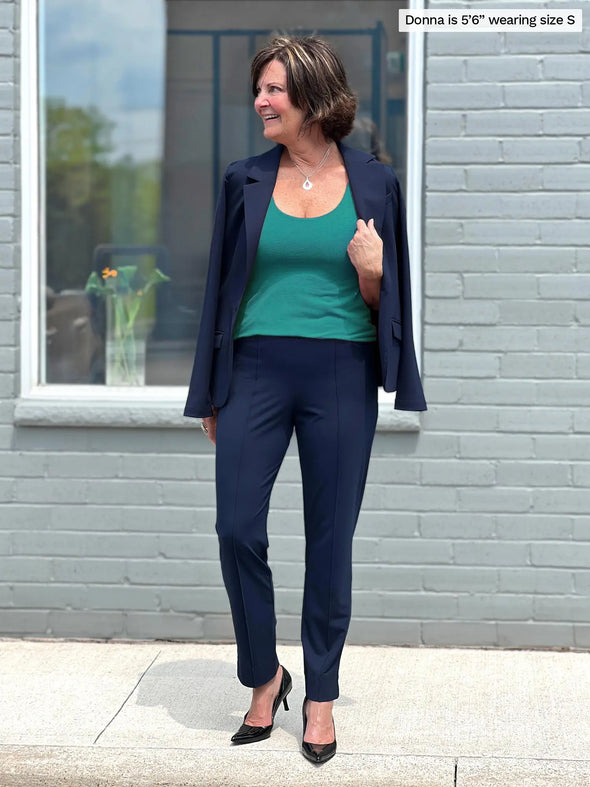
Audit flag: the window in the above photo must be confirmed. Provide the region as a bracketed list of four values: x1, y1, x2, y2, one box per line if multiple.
[19, 0, 423, 427]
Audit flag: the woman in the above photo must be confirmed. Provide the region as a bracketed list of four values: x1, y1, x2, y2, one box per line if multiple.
[184, 34, 426, 764]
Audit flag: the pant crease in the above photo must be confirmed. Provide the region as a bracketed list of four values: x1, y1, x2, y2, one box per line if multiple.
[230, 346, 260, 686]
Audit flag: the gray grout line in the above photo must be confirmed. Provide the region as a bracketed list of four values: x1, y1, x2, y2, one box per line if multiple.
[92, 650, 162, 745]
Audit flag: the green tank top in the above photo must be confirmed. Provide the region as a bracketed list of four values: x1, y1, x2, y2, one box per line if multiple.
[232, 184, 376, 342]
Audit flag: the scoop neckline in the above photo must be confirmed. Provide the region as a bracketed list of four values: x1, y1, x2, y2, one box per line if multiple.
[271, 183, 350, 219]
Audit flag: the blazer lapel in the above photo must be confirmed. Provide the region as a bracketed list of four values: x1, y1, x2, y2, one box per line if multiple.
[338, 141, 386, 235]
[243, 144, 283, 281]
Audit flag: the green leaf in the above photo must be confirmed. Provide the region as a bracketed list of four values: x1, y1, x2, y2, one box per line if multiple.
[141, 267, 171, 296]
[85, 271, 105, 296]
[115, 265, 139, 293]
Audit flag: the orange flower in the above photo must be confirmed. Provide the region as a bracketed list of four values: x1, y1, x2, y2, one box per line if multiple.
[102, 267, 118, 279]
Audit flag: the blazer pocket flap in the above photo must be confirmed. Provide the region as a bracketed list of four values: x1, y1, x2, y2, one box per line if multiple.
[214, 331, 224, 348]
[391, 319, 402, 341]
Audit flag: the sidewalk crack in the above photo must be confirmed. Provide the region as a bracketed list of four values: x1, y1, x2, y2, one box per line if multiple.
[93, 650, 162, 745]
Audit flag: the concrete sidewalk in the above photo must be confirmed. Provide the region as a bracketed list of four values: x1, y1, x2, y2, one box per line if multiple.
[0, 639, 588, 786]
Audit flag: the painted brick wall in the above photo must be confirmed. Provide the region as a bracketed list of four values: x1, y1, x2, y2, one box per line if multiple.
[419, 0, 590, 648]
[1, 0, 589, 648]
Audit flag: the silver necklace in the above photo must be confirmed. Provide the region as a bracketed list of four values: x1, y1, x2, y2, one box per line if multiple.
[288, 143, 333, 190]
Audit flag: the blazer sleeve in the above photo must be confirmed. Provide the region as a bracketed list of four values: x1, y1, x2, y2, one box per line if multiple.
[390, 172, 427, 412]
[183, 169, 230, 419]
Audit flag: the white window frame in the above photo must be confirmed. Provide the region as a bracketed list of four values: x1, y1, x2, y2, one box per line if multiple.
[17, 0, 424, 430]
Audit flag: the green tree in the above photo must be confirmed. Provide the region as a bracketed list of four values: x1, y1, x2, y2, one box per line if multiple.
[45, 98, 115, 291]
[44, 98, 162, 292]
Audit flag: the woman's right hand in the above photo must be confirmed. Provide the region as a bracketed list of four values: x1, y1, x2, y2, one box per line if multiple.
[202, 406, 218, 445]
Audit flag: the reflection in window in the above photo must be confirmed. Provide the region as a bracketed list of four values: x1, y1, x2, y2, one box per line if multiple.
[41, 0, 166, 384]
[40, 1, 408, 387]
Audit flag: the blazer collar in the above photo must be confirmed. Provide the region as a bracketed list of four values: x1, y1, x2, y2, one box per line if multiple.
[245, 140, 379, 180]
[336, 141, 386, 234]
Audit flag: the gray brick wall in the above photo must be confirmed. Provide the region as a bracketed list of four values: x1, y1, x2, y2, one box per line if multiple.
[419, 0, 590, 649]
[0, 0, 589, 649]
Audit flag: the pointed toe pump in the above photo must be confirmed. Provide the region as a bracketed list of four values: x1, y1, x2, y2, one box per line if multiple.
[301, 695, 337, 764]
[230, 665, 293, 745]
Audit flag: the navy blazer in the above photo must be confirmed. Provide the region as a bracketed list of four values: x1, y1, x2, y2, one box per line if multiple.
[184, 141, 427, 418]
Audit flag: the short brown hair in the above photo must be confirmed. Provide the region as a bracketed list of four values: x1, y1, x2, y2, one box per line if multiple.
[250, 35, 358, 142]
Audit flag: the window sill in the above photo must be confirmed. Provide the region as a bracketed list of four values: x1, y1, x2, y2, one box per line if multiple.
[14, 389, 420, 431]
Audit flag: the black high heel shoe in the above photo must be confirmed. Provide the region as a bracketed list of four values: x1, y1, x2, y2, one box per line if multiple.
[301, 695, 337, 764]
[230, 665, 292, 745]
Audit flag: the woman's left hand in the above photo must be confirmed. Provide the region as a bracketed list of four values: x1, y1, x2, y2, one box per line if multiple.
[347, 218, 383, 280]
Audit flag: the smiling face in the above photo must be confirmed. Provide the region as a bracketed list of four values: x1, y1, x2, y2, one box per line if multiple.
[254, 60, 306, 145]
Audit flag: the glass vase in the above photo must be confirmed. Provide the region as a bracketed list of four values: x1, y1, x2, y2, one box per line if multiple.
[105, 297, 147, 386]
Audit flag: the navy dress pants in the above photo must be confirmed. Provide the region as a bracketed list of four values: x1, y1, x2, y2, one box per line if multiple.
[215, 335, 379, 702]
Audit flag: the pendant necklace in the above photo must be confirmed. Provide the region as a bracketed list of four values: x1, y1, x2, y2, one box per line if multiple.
[289, 142, 333, 190]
